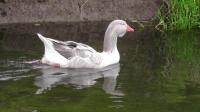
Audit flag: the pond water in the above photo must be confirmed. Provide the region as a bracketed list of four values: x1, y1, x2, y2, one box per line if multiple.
[0, 22, 200, 112]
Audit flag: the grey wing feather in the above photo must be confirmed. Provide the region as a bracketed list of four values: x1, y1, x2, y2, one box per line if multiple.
[48, 38, 97, 59]
[53, 42, 75, 58]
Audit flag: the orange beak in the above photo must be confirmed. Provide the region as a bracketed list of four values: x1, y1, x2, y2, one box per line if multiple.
[126, 24, 134, 32]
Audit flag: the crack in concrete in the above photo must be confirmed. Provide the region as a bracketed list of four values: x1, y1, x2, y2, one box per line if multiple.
[78, 0, 89, 20]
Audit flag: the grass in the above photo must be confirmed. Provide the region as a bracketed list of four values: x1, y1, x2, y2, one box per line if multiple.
[156, 0, 200, 31]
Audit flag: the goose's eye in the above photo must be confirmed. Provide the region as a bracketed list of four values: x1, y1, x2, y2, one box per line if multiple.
[120, 22, 126, 26]
[120, 23, 125, 25]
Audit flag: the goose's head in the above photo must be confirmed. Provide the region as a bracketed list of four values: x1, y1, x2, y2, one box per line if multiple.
[106, 20, 134, 38]
[103, 20, 134, 52]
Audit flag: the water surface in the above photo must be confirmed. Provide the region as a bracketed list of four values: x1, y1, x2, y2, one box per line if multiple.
[0, 22, 200, 112]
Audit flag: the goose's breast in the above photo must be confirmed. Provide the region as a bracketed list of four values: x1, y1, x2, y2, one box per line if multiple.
[100, 51, 120, 67]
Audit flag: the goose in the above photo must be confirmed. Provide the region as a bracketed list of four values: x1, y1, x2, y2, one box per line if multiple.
[37, 20, 134, 68]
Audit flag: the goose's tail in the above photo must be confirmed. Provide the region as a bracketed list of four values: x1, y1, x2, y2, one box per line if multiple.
[37, 33, 52, 46]
[36, 33, 69, 67]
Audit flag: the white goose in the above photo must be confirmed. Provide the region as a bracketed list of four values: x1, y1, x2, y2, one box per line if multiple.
[37, 20, 134, 68]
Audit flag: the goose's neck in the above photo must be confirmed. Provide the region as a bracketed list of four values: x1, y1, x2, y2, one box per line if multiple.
[103, 30, 118, 52]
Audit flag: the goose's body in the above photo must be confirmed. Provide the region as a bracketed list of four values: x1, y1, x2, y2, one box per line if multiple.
[37, 20, 134, 68]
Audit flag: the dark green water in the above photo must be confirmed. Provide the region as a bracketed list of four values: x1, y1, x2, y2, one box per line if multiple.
[0, 22, 200, 112]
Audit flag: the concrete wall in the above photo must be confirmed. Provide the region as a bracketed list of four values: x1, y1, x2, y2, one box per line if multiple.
[0, 0, 162, 24]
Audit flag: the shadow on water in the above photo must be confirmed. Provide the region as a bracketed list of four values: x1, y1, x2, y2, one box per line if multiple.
[0, 22, 200, 112]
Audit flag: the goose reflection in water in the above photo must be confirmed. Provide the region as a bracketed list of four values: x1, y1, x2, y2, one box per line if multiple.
[34, 64, 124, 96]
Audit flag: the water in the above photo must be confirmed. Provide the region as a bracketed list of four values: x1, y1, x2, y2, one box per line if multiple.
[0, 22, 200, 112]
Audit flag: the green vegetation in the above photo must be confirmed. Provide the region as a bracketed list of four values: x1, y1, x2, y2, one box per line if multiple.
[156, 0, 200, 31]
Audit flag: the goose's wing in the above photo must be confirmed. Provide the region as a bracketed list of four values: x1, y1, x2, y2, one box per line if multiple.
[48, 38, 97, 59]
